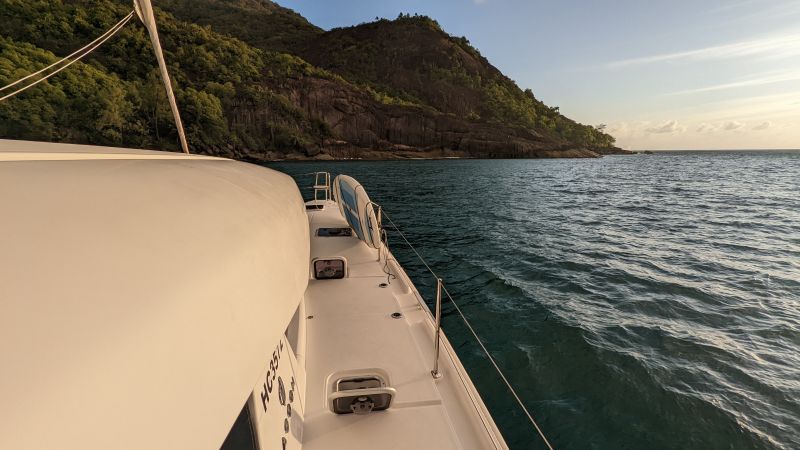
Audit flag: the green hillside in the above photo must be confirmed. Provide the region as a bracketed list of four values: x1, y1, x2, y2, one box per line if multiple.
[0, 0, 621, 159]
[300, 14, 615, 149]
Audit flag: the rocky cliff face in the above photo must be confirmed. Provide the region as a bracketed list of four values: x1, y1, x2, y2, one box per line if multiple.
[273, 77, 592, 158]
[221, 73, 608, 160]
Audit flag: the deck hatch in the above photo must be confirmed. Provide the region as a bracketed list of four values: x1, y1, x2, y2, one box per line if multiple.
[313, 258, 346, 280]
[330, 375, 396, 415]
[316, 227, 352, 237]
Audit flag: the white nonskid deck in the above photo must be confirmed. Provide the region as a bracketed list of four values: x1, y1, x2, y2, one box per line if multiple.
[299, 200, 507, 450]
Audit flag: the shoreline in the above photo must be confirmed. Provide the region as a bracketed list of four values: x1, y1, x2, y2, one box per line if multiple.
[255, 147, 636, 162]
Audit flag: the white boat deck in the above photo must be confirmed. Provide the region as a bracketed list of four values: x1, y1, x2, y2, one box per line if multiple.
[300, 200, 507, 450]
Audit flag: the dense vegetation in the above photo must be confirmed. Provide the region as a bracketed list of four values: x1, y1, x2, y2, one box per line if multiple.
[301, 14, 616, 149]
[156, 0, 322, 54]
[0, 0, 334, 154]
[0, 0, 617, 157]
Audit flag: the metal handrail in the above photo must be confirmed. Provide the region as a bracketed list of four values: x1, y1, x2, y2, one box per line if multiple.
[312, 172, 331, 202]
[431, 277, 444, 379]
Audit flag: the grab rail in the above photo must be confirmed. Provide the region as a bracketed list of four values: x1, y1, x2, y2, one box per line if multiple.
[313, 172, 331, 202]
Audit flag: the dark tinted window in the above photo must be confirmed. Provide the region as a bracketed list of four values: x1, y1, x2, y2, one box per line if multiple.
[220, 403, 256, 450]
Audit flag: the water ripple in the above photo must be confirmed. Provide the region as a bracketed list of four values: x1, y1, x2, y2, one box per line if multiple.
[271, 150, 800, 450]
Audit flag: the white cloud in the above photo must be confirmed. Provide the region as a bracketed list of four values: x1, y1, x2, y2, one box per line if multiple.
[608, 122, 628, 134]
[711, 1, 800, 25]
[697, 121, 749, 132]
[645, 120, 685, 134]
[723, 120, 745, 131]
[609, 116, 797, 149]
[753, 121, 773, 130]
[696, 122, 719, 133]
[650, 91, 800, 122]
[666, 69, 800, 95]
[603, 31, 800, 69]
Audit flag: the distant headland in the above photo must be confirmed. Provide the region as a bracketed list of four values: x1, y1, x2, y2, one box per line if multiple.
[0, 1, 626, 160]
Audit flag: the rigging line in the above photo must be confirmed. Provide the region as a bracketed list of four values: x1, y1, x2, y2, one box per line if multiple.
[0, 11, 135, 103]
[0, 11, 135, 94]
[380, 210, 439, 280]
[380, 229, 397, 284]
[380, 208, 555, 450]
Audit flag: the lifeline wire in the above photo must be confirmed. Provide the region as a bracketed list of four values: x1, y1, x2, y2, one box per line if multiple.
[381, 209, 556, 450]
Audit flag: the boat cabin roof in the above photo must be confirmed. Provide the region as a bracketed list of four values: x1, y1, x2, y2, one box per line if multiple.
[0, 140, 310, 449]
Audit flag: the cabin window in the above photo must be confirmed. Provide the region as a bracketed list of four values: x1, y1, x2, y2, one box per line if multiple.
[220, 403, 256, 450]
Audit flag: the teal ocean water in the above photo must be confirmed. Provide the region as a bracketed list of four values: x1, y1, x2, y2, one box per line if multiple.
[270, 151, 800, 450]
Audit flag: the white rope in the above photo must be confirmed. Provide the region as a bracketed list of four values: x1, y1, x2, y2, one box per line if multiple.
[0, 11, 134, 94]
[381, 209, 555, 450]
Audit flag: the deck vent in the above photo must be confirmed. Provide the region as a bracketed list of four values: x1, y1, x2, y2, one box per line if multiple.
[317, 227, 352, 237]
[306, 204, 324, 211]
[330, 375, 396, 415]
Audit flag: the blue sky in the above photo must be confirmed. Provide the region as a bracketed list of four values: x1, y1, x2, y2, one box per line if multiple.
[281, 0, 799, 150]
